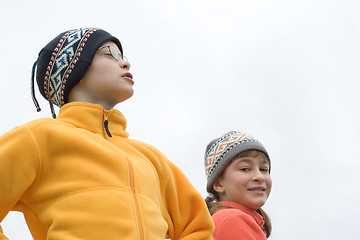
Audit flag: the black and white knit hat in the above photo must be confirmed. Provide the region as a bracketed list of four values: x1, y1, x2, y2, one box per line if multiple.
[31, 27, 122, 118]
[204, 131, 270, 194]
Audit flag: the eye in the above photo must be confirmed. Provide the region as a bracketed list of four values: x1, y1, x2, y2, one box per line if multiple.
[260, 168, 269, 172]
[240, 167, 250, 172]
[104, 52, 117, 60]
[104, 53, 115, 58]
[108, 45, 121, 60]
[98, 45, 121, 61]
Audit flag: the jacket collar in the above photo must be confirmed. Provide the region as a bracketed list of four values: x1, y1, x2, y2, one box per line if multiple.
[220, 201, 265, 228]
[57, 102, 129, 137]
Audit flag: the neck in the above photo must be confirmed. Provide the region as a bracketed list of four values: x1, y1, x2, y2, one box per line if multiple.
[68, 100, 116, 110]
[67, 83, 120, 110]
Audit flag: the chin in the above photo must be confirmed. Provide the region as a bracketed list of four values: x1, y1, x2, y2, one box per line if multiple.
[116, 91, 134, 103]
[248, 200, 266, 210]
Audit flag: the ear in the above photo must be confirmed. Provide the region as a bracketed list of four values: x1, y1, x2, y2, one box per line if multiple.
[212, 177, 225, 194]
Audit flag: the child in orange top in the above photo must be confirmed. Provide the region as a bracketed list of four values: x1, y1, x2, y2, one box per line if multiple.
[204, 131, 272, 239]
[0, 27, 214, 240]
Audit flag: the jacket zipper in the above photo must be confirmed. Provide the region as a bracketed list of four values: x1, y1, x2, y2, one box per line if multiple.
[127, 159, 144, 240]
[103, 110, 112, 138]
[103, 110, 142, 237]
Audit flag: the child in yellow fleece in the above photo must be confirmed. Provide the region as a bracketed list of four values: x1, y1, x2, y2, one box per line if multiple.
[0, 27, 214, 240]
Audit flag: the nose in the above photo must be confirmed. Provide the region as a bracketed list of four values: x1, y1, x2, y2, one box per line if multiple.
[119, 59, 130, 70]
[252, 169, 265, 182]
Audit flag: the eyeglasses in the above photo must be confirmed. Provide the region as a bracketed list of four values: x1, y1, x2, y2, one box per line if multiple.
[98, 45, 128, 61]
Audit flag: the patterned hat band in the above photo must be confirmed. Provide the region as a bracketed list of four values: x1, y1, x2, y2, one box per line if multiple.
[31, 27, 122, 118]
[44, 28, 99, 107]
[204, 131, 270, 193]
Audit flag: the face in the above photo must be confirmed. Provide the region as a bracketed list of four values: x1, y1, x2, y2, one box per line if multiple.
[69, 41, 133, 109]
[213, 151, 272, 210]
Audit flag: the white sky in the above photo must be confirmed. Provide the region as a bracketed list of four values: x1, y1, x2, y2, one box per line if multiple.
[0, 0, 359, 239]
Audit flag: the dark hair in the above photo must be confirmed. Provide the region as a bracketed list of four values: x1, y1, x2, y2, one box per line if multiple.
[205, 150, 272, 238]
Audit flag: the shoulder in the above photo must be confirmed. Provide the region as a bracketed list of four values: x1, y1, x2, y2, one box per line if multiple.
[22, 117, 83, 135]
[2, 117, 76, 142]
[22, 117, 61, 130]
[1, 118, 54, 138]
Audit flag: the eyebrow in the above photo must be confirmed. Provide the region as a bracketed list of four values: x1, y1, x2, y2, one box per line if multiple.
[98, 45, 110, 51]
[233, 158, 269, 166]
[98, 45, 117, 52]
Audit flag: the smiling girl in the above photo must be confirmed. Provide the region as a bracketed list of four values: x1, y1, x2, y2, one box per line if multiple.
[204, 131, 272, 239]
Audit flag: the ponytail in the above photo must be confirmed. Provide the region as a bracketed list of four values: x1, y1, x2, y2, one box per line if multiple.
[257, 207, 272, 238]
[205, 195, 231, 215]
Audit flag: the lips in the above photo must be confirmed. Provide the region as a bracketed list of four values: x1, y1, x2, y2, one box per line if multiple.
[122, 72, 134, 85]
[248, 186, 266, 192]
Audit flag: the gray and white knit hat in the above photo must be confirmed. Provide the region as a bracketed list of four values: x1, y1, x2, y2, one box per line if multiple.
[204, 131, 270, 194]
[31, 27, 122, 118]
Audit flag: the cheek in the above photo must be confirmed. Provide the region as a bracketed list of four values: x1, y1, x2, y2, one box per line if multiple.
[88, 58, 117, 77]
[91, 64, 111, 79]
[86, 66, 116, 86]
[226, 174, 248, 190]
[266, 176, 272, 195]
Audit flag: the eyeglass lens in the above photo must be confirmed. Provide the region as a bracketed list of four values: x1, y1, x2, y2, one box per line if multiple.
[108, 45, 127, 61]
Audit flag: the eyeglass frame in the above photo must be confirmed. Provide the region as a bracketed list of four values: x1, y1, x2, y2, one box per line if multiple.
[97, 45, 128, 62]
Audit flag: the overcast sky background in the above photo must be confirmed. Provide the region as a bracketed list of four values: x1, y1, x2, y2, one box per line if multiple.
[0, 0, 359, 239]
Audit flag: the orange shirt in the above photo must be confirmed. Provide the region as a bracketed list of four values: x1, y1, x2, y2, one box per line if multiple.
[212, 201, 266, 240]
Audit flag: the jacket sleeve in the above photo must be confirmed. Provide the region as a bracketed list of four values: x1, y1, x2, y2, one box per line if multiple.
[0, 126, 40, 239]
[161, 159, 214, 240]
[212, 210, 266, 240]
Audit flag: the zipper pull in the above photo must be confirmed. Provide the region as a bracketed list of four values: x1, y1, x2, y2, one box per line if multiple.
[104, 120, 112, 137]
[103, 111, 112, 137]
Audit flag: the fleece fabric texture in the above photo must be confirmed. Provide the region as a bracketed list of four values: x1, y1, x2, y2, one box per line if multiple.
[212, 201, 266, 240]
[0, 102, 214, 240]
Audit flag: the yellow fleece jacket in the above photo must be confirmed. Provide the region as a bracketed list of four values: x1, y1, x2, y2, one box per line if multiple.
[0, 102, 214, 240]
